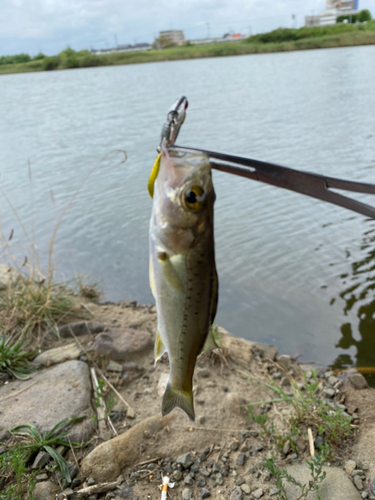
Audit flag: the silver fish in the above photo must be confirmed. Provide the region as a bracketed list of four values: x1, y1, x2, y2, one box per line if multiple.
[149, 144, 219, 421]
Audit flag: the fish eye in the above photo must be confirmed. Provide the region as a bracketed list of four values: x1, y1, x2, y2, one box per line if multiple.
[183, 186, 205, 211]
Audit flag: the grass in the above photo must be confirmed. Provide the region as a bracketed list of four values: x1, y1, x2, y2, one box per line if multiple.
[243, 369, 353, 499]
[0, 335, 37, 380]
[0, 21, 374, 75]
[0, 418, 82, 499]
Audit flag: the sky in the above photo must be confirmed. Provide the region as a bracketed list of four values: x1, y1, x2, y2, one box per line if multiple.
[0, 0, 374, 56]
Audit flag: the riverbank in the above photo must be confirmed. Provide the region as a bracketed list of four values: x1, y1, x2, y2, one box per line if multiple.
[1, 23, 375, 76]
[1, 285, 375, 499]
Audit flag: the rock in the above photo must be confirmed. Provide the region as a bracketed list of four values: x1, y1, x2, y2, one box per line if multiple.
[35, 473, 48, 481]
[232, 487, 243, 500]
[197, 478, 206, 487]
[182, 488, 192, 500]
[231, 441, 239, 451]
[328, 376, 339, 386]
[157, 373, 170, 398]
[116, 484, 134, 498]
[241, 483, 250, 494]
[173, 470, 183, 481]
[252, 489, 264, 499]
[184, 474, 194, 485]
[201, 489, 211, 498]
[348, 373, 368, 390]
[277, 355, 292, 371]
[324, 388, 335, 398]
[177, 452, 194, 469]
[58, 321, 106, 338]
[353, 476, 363, 490]
[121, 363, 145, 383]
[344, 460, 357, 475]
[314, 436, 326, 449]
[269, 488, 280, 496]
[82, 415, 175, 481]
[32, 451, 51, 469]
[282, 464, 362, 499]
[215, 472, 224, 485]
[107, 360, 123, 372]
[252, 343, 278, 361]
[87, 478, 96, 486]
[0, 360, 95, 442]
[91, 327, 152, 361]
[282, 440, 290, 455]
[236, 453, 246, 466]
[200, 468, 211, 477]
[33, 481, 58, 500]
[32, 343, 82, 367]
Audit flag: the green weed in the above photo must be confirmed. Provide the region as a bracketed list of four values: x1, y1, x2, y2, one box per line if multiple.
[0, 335, 37, 380]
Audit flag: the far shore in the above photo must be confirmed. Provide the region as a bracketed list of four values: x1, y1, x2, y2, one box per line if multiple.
[1, 27, 375, 76]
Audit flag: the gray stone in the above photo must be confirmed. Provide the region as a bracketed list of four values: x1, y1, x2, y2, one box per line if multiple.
[199, 369, 211, 378]
[328, 376, 339, 386]
[58, 321, 106, 338]
[88, 478, 96, 485]
[231, 441, 239, 451]
[201, 489, 211, 498]
[236, 453, 246, 466]
[182, 488, 192, 500]
[197, 479, 206, 487]
[253, 343, 278, 361]
[252, 489, 264, 499]
[33, 343, 82, 367]
[349, 373, 368, 390]
[232, 487, 243, 500]
[200, 468, 211, 477]
[324, 371, 334, 379]
[361, 492, 369, 499]
[177, 452, 194, 469]
[269, 488, 280, 496]
[91, 327, 152, 361]
[283, 464, 362, 499]
[241, 483, 250, 493]
[35, 473, 48, 481]
[184, 474, 194, 485]
[277, 355, 292, 371]
[0, 360, 95, 442]
[353, 476, 363, 490]
[116, 484, 134, 498]
[32, 451, 51, 469]
[33, 481, 58, 500]
[215, 472, 224, 485]
[107, 360, 123, 372]
[173, 470, 183, 481]
[324, 388, 335, 398]
[282, 440, 290, 455]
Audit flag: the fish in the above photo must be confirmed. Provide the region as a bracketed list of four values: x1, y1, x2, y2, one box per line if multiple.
[149, 143, 219, 422]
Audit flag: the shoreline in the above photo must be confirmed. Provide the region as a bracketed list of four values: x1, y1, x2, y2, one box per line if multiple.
[0, 29, 375, 76]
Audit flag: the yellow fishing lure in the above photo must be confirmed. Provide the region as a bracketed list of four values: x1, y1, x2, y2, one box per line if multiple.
[148, 153, 161, 198]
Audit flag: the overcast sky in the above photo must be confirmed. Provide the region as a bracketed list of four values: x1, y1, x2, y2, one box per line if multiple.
[1, 0, 374, 56]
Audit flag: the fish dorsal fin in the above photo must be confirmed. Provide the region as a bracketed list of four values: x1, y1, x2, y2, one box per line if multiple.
[199, 326, 220, 355]
[155, 330, 167, 362]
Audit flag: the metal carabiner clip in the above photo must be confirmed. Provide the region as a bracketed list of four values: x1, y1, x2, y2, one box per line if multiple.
[158, 96, 188, 150]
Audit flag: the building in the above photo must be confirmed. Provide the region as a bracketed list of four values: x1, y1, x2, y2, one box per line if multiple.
[305, 0, 359, 26]
[158, 30, 185, 44]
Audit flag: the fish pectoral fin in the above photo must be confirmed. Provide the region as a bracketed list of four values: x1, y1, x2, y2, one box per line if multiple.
[162, 380, 195, 422]
[199, 327, 220, 355]
[154, 330, 167, 363]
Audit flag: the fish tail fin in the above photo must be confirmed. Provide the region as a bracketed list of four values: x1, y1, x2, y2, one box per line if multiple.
[162, 380, 195, 422]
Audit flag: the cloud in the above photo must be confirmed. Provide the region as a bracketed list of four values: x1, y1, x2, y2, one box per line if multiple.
[0, 0, 373, 55]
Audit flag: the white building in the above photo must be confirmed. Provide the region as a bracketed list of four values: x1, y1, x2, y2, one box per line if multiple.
[305, 0, 359, 26]
[159, 30, 185, 44]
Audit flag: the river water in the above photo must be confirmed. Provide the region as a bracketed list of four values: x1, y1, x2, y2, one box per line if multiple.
[1, 45, 375, 375]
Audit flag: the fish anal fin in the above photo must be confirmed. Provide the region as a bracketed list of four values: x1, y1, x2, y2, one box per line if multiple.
[199, 327, 220, 355]
[162, 380, 195, 422]
[154, 330, 167, 363]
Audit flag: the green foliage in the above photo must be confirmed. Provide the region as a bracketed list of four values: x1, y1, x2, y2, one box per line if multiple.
[0, 53, 31, 65]
[337, 9, 372, 23]
[0, 336, 37, 380]
[42, 55, 60, 71]
[33, 53, 45, 60]
[358, 9, 372, 22]
[265, 451, 327, 500]
[0, 418, 82, 498]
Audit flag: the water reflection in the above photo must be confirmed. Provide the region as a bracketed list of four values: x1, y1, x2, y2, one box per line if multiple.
[331, 221, 375, 383]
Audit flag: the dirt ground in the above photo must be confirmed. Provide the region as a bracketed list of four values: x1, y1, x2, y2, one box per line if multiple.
[40, 299, 375, 499]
